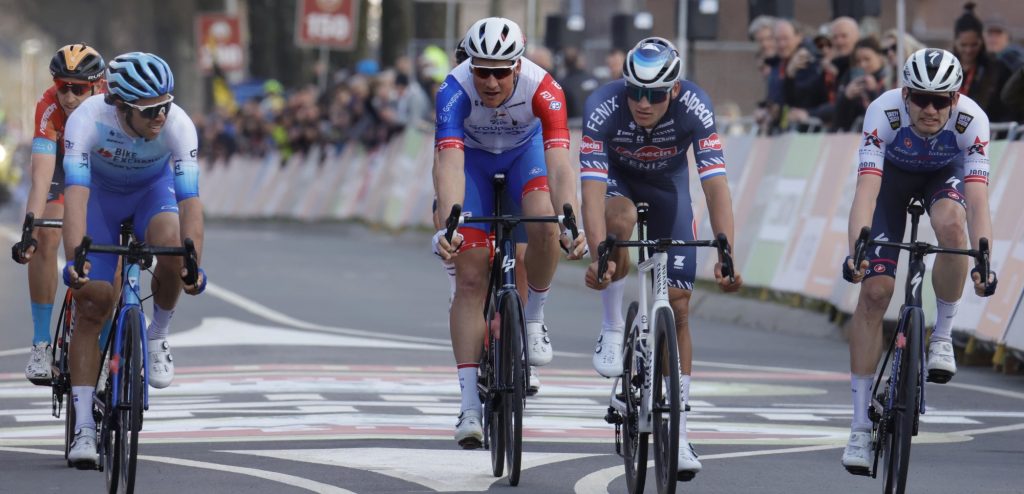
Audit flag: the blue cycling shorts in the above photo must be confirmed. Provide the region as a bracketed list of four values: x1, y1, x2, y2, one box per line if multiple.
[607, 168, 697, 290]
[84, 172, 179, 283]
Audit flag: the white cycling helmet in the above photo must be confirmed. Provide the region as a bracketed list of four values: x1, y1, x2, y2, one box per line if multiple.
[623, 37, 682, 89]
[464, 17, 525, 62]
[902, 48, 963, 93]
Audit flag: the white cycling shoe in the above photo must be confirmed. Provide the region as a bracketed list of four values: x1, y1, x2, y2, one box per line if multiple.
[592, 331, 624, 378]
[526, 322, 553, 366]
[148, 338, 175, 389]
[25, 342, 52, 386]
[677, 442, 702, 481]
[454, 409, 483, 449]
[926, 340, 956, 383]
[68, 427, 99, 469]
[841, 431, 874, 475]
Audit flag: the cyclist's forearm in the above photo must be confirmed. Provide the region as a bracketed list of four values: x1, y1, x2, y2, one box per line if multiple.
[545, 148, 578, 216]
[62, 185, 89, 260]
[964, 183, 993, 252]
[26, 154, 56, 217]
[434, 148, 465, 221]
[847, 175, 881, 254]
[179, 197, 205, 265]
[581, 180, 607, 260]
[702, 176, 736, 253]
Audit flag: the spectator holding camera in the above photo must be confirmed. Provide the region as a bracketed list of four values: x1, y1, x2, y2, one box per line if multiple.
[835, 37, 891, 131]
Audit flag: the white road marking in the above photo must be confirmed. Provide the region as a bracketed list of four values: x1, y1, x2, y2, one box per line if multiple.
[226, 447, 599, 492]
[169, 317, 445, 351]
[756, 413, 827, 422]
[265, 394, 325, 401]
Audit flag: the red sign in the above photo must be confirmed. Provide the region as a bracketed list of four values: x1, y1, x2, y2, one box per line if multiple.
[296, 0, 359, 49]
[195, 14, 244, 73]
[698, 133, 722, 151]
[580, 136, 603, 154]
[613, 145, 678, 162]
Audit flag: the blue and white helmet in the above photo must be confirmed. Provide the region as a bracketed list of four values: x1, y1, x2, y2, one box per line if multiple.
[623, 37, 682, 89]
[106, 52, 174, 102]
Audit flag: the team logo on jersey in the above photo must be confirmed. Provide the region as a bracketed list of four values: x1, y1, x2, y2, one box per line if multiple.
[614, 145, 677, 161]
[967, 136, 988, 156]
[64, 139, 73, 150]
[97, 148, 114, 159]
[955, 112, 974, 134]
[884, 109, 901, 130]
[190, 148, 198, 158]
[698, 133, 722, 151]
[904, 137, 913, 148]
[549, 101, 562, 111]
[863, 129, 882, 148]
[580, 135, 604, 154]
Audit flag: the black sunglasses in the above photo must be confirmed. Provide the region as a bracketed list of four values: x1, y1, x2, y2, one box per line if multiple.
[125, 99, 173, 120]
[907, 91, 953, 110]
[626, 84, 671, 104]
[55, 82, 94, 96]
[883, 44, 897, 54]
[470, 63, 516, 80]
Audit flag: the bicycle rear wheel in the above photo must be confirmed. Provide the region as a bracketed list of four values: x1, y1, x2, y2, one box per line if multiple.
[499, 291, 525, 486]
[110, 308, 144, 494]
[621, 302, 648, 494]
[883, 310, 921, 494]
[652, 307, 680, 494]
[57, 291, 75, 466]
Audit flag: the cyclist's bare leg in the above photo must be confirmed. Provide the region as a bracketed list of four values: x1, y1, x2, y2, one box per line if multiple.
[849, 276, 895, 374]
[668, 288, 693, 374]
[69, 282, 116, 387]
[521, 190, 558, 289]
[146, 213, 184, 316]
[929, 199, 968, 307]
[451, 248, 490, 365]
[28, 202, 63, 307]
[605, 196, 637, 282]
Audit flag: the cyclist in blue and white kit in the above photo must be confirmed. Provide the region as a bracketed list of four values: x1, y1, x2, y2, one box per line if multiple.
[433, 17, 586, 449]
[581, 38, 743, 478]
[841, 48, 998, 473]
[61, 53, 207, 468]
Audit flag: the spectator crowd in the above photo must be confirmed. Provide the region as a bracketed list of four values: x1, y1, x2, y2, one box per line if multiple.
[194, 1, 1024, 163]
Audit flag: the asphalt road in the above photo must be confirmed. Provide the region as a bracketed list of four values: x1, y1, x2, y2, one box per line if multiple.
[1, 219, 1022, 494]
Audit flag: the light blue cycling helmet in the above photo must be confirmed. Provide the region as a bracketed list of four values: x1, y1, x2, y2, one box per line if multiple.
[106, 52, 174, 102]
[623, 37, 681, 89]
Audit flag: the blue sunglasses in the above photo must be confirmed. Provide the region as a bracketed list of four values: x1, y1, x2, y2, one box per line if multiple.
[626, 84, 671, 104]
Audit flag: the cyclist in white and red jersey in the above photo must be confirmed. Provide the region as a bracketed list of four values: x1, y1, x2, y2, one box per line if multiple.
[841, 48, 998, 472]
[433, 17, 585, 449]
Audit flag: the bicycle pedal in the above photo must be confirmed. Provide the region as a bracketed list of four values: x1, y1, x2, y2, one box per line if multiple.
[677, 471, 697, 482]
[684, 404, 691, 412]
[926, 370, 952, 384]
[28, 377, 51, 387]
[844, 466, 872, 477]
[604, 407, 622, 425]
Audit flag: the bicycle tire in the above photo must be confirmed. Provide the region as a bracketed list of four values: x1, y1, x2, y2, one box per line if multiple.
[652, 307, 680, 494]
[63, 388, 75, 466]
[883, 310, 921, 494]
[499, 291, 525, 486]
[57, 291, 75, 466]
[621, 302, 648, 494]
[486, 330, 505, 478]
[109, 308, 144, 494]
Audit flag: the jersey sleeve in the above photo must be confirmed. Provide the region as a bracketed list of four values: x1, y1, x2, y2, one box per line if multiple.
[579, 90, 611, 183]
[62, 108, 96, 189]
[957, 108, 991, 185]
[32, 96, 60, 155]
[434, 75, 471, 151]
[856, 99, 895, 177]
[531, 75, 570, 150]
[165, 106, 201, 201]
[682, 85, 727, 181]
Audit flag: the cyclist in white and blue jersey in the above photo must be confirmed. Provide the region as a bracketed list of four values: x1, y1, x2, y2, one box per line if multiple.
[841, 48, 998, 472]
[61, 52, 207, 467]
[581, 37, 744, 478]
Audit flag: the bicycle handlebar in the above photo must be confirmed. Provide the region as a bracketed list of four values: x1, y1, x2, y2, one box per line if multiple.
[596, 233, 736, 284]
[73, 235, 200, 285]
[852, 226, 992, 292]
[442, 203, 580, 241]
[561, 203, 580, 243]
[11, 213, 64, 263]
[443, 204, 462, 244]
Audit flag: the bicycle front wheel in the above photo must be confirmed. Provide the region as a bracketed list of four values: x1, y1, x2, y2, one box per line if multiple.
[621, 302, 648, 494]
[883, 310, 921, 494]
[113, 308, 144, 494]
[485, 333, 505, 477]
[652, 307, 680, 494]
[499, 291, 525, 486]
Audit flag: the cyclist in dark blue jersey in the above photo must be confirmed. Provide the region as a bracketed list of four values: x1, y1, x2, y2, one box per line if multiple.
[580, 37, 743, 478]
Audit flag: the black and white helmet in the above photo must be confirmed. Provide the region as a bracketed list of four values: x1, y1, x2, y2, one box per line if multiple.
[464, 17, 525, 62]
[902, 48, 963, 93]
[623, 37, 682, 89]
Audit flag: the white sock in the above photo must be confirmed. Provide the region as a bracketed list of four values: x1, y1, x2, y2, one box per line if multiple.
[147, 303, 174, 341]
[525, 284, 550, 323]
[601, 278, 626, 332]
[661, 374, 691, 442]
[72, 385, 96, 432]
[851, 374, 873, 432]
[932, 298, 959, 342]
[457, 364, 481, 413]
